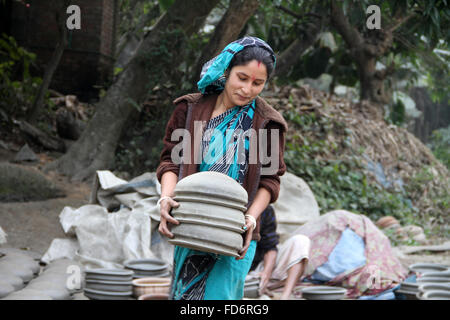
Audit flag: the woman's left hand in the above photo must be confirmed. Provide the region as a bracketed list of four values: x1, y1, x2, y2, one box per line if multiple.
[236, 217, 254, 260]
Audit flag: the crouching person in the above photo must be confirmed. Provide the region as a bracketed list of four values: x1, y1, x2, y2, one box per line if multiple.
[249, 205, 311, 300]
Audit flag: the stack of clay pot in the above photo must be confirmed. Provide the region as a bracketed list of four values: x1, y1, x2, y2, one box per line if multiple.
[124, 258, 170, 278]
[397, 263, 450, 300]
[84, 268, 134, 300]
[243, 277, 260, 299]
[1, 251, 82, 300]
[375, 216, 400, 229]
[168, 171, 247, 257]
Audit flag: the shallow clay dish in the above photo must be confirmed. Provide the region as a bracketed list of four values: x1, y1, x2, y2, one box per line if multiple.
[85, 279, 133, 292]
[84, 287, 133, 300]
[301, 286, 347, 300]
[420, 290, 450, 300]
[409, 263, 449, 275]
[85, 268, 134, 282]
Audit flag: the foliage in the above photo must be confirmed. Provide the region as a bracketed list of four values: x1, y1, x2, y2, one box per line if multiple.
[282, 107, 421, 225]
[0, 33, 43, 121]
[428, 125, 450, 170]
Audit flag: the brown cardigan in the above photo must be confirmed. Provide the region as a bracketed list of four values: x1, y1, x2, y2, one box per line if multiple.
[156, 93, 288, 241]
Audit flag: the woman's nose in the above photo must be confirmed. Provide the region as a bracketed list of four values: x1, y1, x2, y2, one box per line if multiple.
[241, 82, 251, 95]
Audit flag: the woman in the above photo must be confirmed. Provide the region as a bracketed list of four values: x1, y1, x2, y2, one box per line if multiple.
[156, 36, 288, 300]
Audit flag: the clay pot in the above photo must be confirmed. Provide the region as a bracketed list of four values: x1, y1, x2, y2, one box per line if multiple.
[84, 288, 133, 300]
[301, 286, 347, 300]
[138, 293, 169, 300]
[376, 216, 400, 229]
[124, 258, 170, 278]
[244, 279, 260, 299]
[168, 171, 247, 257]
[420, 290, 450, 300]
[84, 269, 134, 282]
[85, 279, 133, 292]
[409, 263, 449, 275]
[132, 277, 171, 298]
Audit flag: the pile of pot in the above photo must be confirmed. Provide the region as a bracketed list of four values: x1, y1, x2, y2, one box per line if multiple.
[410, 263, 450, 300]
[167, 171, 248, 258]
[397, 263, 450, 300]
[84, 269, 134, 300]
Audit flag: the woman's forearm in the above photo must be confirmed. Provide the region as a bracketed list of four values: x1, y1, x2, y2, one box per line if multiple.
[160, 171, 178, 198]
[246, 187, 271, 220]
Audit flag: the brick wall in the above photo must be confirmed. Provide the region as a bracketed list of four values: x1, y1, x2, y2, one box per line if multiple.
[9, 0, 118, 101]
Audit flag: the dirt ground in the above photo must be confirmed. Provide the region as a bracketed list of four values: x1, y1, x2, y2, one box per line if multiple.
[0, 148, 449, 270]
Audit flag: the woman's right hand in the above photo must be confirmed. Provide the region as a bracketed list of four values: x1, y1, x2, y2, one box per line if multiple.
[158, 197, 180, 238]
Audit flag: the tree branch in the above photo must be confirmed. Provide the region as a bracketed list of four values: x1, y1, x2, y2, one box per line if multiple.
[275, 5, 321, 20]
[330, 0, 363, 50]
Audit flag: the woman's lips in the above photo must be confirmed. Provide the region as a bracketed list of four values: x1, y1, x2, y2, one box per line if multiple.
[236, 93, 250, 100]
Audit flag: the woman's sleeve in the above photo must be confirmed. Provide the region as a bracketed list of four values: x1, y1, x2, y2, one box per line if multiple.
[156, 102, 188, 183]
[258, 121, 286, 203]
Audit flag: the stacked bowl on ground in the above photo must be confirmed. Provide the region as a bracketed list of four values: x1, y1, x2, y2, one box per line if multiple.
[84, 269, 134, 300]
[168, 171, 248, 258]
[400, 263, 450, 300]
[124, 258, 172, 299]
[124, 258, 170, 278]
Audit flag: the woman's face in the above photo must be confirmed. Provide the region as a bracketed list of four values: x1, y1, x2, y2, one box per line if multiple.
[223, 59, 268, 107]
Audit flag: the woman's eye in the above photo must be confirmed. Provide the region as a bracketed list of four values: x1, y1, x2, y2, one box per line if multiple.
[239, 77, 246, 81]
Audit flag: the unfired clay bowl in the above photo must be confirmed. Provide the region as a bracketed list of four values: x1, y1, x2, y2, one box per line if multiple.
[409, 263, 449, 275]
[420, 290, 450, 300]
[301, 286, 347, 300]
[85, 279, 133, 292]
[85, 268, 134, 282]
[84, 288, 133, 300]
[169, 172, 248, 257]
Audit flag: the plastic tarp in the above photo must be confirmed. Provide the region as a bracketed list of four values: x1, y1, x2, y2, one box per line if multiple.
[272, 172, 320, 243]
[42, 170, 174, 269]
[0, 226, 7, 245]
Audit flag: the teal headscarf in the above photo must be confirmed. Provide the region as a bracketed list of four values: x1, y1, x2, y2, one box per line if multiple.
[197, 36, 276, 94]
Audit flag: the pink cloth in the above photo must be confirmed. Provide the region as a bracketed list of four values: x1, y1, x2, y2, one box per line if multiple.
[293, 210, 408, 298]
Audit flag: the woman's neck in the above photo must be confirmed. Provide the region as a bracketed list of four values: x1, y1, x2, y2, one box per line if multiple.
[216, 92, 233, 112]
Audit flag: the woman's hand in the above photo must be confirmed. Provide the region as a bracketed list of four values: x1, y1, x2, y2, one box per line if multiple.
[236, 216, 255, 260]
[158, 197, 180, 238]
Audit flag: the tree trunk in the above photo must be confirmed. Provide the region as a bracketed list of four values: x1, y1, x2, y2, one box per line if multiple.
[192, 0, 259, 83]
[43, 0, 219, 182]
[26, 1, 69, 124]
[273, 25, 320, 77]
[330, 0, 411, 107]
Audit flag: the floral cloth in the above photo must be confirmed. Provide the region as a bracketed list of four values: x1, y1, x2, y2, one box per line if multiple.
[293, 210, 408, 298]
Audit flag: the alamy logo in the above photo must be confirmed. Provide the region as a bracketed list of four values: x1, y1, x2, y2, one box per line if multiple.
[66, 5, 81, 30]
[170, 122, 280, 175]
[366, 5, 381, 30]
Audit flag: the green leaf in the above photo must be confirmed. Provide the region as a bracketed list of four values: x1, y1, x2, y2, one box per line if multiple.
[158, 0, 175, 12]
